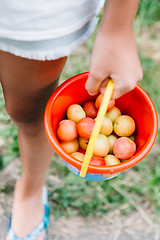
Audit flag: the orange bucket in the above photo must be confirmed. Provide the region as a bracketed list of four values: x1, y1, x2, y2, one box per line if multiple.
[44, 72, 158, 181]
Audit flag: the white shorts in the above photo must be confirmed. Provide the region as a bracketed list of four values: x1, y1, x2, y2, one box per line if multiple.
[0, 0, 105, 60]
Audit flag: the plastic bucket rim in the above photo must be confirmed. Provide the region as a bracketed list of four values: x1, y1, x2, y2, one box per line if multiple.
[44, 72, 158, 174]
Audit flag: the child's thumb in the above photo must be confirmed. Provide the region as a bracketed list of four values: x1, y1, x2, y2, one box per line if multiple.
[85, 73, 102, 95]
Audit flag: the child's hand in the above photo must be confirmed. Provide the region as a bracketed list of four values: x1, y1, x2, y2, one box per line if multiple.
[85, 28, 143, 99]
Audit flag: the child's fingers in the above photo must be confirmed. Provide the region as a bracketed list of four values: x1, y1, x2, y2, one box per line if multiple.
[111, 87, 130, 99]
[100, 77, 137, 99]
[85, 73, 106, 96]
[99, 78, 110, 95]
[113, 81, 136, 99]
[85, 71, 141, 99]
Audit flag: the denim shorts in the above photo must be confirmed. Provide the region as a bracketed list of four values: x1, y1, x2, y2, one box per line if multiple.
[0, 0, 105, 60]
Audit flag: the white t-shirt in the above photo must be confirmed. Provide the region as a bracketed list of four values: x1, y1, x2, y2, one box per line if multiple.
[0, 0, 105, 41]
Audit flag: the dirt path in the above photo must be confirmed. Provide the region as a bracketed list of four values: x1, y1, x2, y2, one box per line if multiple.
[0, 155, 160, 240]
[137, 22, 160, 63]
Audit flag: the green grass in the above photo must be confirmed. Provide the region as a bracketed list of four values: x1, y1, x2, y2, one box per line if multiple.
[0, 0, 160, 221]
[137, 0, 160, 27]
[47, 152, 160, 220]
[0, 87, 19, 169]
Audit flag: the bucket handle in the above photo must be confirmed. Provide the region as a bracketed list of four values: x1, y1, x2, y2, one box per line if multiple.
[80, 79, 114, 178]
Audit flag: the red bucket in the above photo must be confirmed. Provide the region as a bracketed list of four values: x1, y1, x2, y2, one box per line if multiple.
[44, 72, 158, 181]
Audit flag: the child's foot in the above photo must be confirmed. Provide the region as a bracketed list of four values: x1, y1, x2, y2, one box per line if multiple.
[7, 178, 46, 240]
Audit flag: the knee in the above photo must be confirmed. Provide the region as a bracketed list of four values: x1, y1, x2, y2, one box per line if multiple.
[4, 80, 57, 129]
[5, 100, 43, 127]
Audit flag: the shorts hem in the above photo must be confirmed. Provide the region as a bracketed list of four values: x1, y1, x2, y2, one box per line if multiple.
[0, 17, 99, 61]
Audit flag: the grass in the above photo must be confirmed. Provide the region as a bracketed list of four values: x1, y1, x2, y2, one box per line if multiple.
[0, 0, 160, 222]
[47, 152, 160, 221]
[0, 87, 19, 169]
[137, 0, 160, 27]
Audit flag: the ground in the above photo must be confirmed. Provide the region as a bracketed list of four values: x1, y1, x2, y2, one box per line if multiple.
[0, 145, 160, 240]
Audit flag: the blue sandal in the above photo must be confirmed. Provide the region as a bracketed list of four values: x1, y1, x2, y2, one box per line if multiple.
[7, 186, 49, 240]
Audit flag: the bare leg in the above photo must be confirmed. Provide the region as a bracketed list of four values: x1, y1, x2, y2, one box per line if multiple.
[0, 51, 67, 239]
